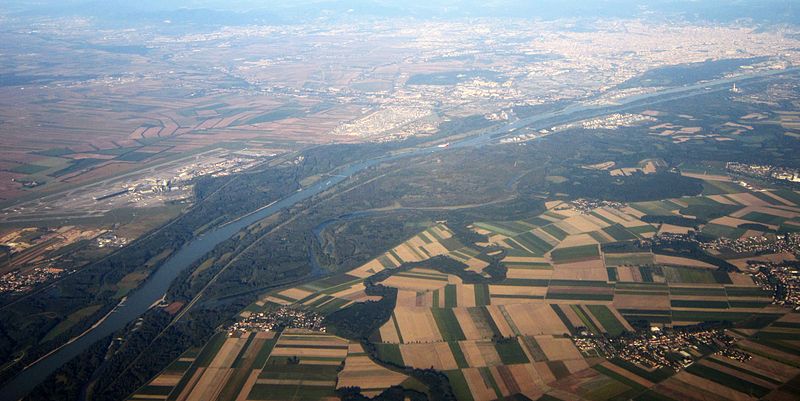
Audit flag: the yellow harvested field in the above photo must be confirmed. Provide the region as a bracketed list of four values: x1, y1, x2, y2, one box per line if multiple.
[422, 242, 451, 257]
[680, 172, 732, 182]
[726, 193, 772, 207]
[659, 224, 694, 235]
[393, 306, 442, 343]
[338, 345, 407, 393]
[710, 354, 798, 383]
[348, 259, 386, 278]
[429, 225, 454, 239]
[330, 284, 380, 303]
[598, 361, 654, 387]
[530, 228, 558, 245]
[381, 275, 449, 291]
[150, 373, 183, 387]
[263, 295, 293, 306]
[256, 378, 336, 386]
[378, 316, 401, 343]
[562, 358, 590, 374]
[472, 227, 493, 235]
[212, 337, 249, 368]
[621, 206, 646, 218]
[278, 336, 347, 348]
[271, 346, 348, 358]
[654, 254, 716, 269]
[550, 208, 582, 218]
[486, 306, 516, 337]
[453, 307, 487, 339]
[762, 191, 798, 207]
[345, 224, 459, 279]
[707, 195, 740, 205]
[459, 340, 502, 367]
[614, 293, 670, 310]
[185, 368, 232, 401]
[738, 339, 800, 366]
[175, 368, 205, 401]
[562, 215, 607, 233]
[553, 233, 599, 249]
[726, 273, 756, 286]
[551, 265, 608, 281]
[777, 313, 800, 324]
[554, 258, 605, 270]
[533, 362, 557, 384]
[392, 244, 422, 262]
[503, 256, 550, 264]
[615, 266, 642, 282]
[508, 364, 546, 398]
[278, 288, 314, 301]
[593, 208, 631, 225]
[552, 220, 582, 235]
[673, 371, 753, 401]
[396, 290, 421, 307]
[463, 368, 500, 401]
[559, 305, 586, 329]
[535, 336, 583, 361]
[710, 216, 769, 229]
[734, 206, 800, 219]
[506, 268, 553, 280]
[457, 284, 477, 307]
[697, 359, 776, 391]
[400, 342, 459, 370]
[490, 285, 548, 297]
[234, 371, 260, 401]
[462, 257, 490, 274]
[503, 303, 569, 335]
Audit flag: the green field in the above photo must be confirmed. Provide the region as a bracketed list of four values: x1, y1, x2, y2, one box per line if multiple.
[512, 232, 555, 255]
[685, 364, 770, 398]
[603, 224, 638, 241]
[10, 164, 50, 174]
[700, 223, 746, 239]
[494, 339, 530, 364]
[444, 284, 458, 308]
[586, 305, 627, 336]
[374, 343, 403, 366]
[662, 266, 717, 284]
[742, 211, 787, 226]
[541, 224, 569, 240]
[444, 370, 474, 401]
[550, 244, 600, 263]
[670, 300, 729, 309]
[431, 308, 466, 341]
[571, 305, 601, 335]
[604, 252, 654, 266]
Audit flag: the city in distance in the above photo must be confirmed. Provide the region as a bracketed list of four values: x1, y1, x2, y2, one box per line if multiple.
[1, 1, 800, 401]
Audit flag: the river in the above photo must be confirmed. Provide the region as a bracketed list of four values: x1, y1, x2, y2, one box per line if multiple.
[1, 67, 796, 401]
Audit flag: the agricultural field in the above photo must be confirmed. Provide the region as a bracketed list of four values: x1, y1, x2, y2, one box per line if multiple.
[127, 331, 280, 401]
[128, 329, 413, 401]
[137, 191, 800, 401]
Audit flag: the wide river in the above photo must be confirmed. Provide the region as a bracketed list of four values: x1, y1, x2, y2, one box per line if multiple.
[1, 67, 795, 401]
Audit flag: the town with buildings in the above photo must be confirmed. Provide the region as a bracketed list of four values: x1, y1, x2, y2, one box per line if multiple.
[702, 232, 800, 256]
[0, 266, 69, 295]
[726, 162, 800, 184]
[228, 307, 325, 336]
[751, 261, 800, 309]
[573, 326, 749, 372]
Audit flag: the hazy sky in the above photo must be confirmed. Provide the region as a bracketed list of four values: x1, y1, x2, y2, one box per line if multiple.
[3, 0, 799, 25]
